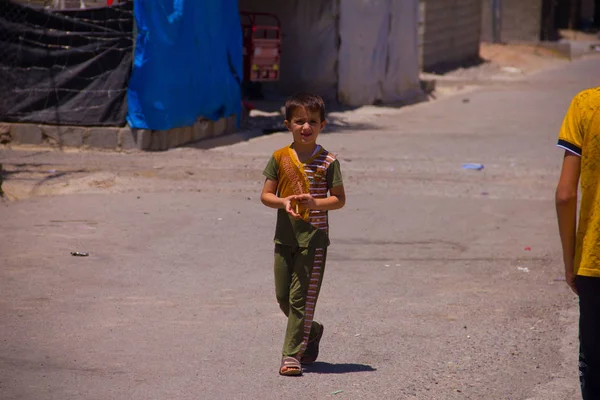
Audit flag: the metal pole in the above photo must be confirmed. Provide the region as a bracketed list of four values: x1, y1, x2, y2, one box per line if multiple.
[491, 0, 496, 42]
[491, 0, 502, 43]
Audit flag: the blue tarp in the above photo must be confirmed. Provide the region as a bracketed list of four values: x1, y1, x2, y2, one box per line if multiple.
[127, 0, 242, 130]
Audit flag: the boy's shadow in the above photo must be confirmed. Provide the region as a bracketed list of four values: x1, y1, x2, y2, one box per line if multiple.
[303, 362, 377, 374]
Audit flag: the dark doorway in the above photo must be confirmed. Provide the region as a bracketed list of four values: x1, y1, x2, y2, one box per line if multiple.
[541, 0, 559, 40]
[554, 0, 581, 30]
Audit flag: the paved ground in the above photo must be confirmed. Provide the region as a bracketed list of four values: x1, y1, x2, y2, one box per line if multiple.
[1, 55, 599, 400]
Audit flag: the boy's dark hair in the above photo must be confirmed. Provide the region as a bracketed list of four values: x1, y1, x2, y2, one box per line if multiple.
[285, 93, 326, 122]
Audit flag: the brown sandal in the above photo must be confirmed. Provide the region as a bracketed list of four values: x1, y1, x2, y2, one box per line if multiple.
[279, 356, 302, 376]
[301, 323, 324, 365]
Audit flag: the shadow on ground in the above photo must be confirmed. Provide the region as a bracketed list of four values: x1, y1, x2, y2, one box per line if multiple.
[183, 84, 434, 149]
[0, 163, 89, 188]
[303, 362, 377, 374]
[423, 55, 487, 75]
[239, 88, 433, 136]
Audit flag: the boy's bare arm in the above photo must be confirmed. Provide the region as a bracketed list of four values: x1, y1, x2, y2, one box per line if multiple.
[555, 151, 581, 294]
[261, 178, 284, 208]
[260, 178, 301, 218]
[296, 185, 346, 211]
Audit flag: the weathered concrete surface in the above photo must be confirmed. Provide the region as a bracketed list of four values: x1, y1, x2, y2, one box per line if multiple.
[1, 55, 599, 400]
[1, 115, 237, 152]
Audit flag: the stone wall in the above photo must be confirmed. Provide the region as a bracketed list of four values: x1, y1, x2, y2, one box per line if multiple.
[0, 116, 237, 151]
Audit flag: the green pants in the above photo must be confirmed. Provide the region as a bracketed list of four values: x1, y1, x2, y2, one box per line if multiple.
[274, 244, 327, 358]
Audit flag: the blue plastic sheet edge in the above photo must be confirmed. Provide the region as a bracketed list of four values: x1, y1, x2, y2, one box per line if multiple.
[127, 0, 242, 131]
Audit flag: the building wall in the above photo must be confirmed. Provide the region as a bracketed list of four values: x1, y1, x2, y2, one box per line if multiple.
[338, 0, 421, 105]
[239, 0, 421, 106]
[238, 0, 339, 100]
[502, 0, 543, 41]
[419, 0, 482, 72]
[481, 0, 543, 42]
[580, 0, 595, 27]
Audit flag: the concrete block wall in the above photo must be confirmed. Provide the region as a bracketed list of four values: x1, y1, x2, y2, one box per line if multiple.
[0, 115, 237, 151]
[501, 0, 543, 42]
[481, 0, 543, 42]
[481, 0, 494, 42]
[419, 0, 482, 72]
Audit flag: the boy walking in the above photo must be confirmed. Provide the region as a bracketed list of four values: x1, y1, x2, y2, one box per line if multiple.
[556, 87, 600, 399]
[260, 93, 346, 376]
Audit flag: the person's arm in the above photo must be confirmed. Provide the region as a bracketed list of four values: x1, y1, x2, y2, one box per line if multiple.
[555, 151, 581, 294]
[260, 178, 301, 218]
[295, 186, 345, 211]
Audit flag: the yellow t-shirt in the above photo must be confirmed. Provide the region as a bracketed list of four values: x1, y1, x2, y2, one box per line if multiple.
[557, 87, 600, 277]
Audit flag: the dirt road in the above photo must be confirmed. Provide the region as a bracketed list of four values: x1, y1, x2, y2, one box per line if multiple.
[1, 56, 598, 399]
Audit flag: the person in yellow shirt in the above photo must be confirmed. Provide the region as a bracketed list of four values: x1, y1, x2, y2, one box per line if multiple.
[556, 87, 600, 399]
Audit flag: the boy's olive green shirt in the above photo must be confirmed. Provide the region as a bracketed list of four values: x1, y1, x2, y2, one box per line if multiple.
[263, 144, 343, 248]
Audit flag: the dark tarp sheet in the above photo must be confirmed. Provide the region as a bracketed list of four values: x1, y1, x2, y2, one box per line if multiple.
[127, 0, 243, 130]
[0, 1, 133, 126]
